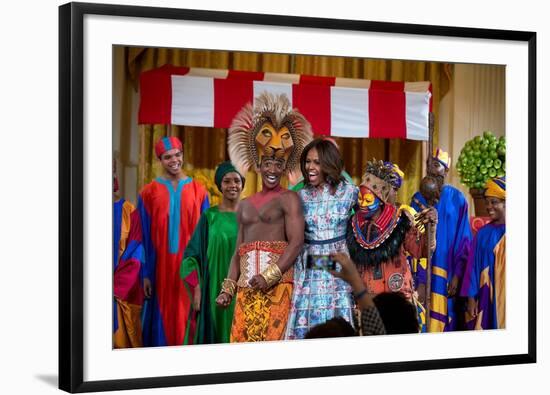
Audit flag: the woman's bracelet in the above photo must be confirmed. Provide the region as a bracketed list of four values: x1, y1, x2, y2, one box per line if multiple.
[353, 288, 368, 301]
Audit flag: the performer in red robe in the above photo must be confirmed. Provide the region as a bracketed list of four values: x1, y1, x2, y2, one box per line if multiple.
[139, 136, 209, 346]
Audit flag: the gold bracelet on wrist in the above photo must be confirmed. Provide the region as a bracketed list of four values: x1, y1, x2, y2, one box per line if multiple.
[260, 263, 283, 288]
[221, 278, 237, 297]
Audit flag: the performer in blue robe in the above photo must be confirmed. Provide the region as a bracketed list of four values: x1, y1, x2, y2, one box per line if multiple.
[410, 148, 472, 332]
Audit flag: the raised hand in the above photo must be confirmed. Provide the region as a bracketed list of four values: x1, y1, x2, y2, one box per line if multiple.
[415, 207, 438, 225]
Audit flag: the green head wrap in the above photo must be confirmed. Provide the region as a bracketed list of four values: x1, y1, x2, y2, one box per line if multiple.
[214, 161, 245, 192]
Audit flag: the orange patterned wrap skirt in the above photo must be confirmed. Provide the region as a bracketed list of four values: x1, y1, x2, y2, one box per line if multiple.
[230, 241, 293, 342]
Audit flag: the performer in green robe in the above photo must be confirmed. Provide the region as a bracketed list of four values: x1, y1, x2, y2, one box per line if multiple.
[180, 161, 245, 344]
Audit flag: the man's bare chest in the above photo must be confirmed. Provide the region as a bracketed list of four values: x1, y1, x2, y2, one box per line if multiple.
[241, 199, 285, 226]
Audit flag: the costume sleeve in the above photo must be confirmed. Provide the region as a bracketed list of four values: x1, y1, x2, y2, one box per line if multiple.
[403, 218, 429, 259]
[290, 180, 304, 192]
[413, 258, 427, 286]
[200, 192, 210, 214]
[137, 194, 155, 282]
[410, 191, 426, 212]
[450, 195, 473, 280]
[119, 200, 135, 254]
[181, 212, 209, 289]
[114, 209, 144, 305]
[459, 233, 480, 298]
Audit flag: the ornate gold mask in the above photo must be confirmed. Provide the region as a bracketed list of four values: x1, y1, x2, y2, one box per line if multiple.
[254, 123, 294, 165]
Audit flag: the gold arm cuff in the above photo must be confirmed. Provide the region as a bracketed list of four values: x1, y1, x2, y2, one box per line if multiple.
[221, 278, 237, 297]
[260, 263, 283, 288]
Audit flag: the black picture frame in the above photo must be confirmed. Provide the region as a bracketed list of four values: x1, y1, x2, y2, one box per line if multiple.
[59, 2, 537, 393]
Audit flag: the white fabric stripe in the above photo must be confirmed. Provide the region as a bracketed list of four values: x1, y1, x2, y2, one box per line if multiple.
[405, 91, 431, 141]
[178, 68, 431, 93]
[253, 81, 293, 106]
[187, 68, 228, 79]
[335, 77, 371, 89]
[404, 81, 431, 93]
[264, 72, 300, 84]
[330, 86, 370, 138]
[171, 76, 214, 127]
[167, 69, 431, 137]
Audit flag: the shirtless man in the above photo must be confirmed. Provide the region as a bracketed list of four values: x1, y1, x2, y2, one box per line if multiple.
[216, 92, 312, 342]
[216, 157, 304, 341]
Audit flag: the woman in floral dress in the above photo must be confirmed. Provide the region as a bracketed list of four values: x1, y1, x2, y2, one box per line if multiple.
[286, 138, 358, 339]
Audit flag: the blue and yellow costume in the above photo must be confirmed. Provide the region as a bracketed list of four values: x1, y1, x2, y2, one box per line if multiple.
[410, 149, 473, 332]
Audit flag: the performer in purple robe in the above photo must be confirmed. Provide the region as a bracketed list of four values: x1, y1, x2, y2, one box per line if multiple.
[460, 177, 506, 330]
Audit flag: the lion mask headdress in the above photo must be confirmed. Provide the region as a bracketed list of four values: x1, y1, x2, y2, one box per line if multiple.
[228, 92, 313, 175]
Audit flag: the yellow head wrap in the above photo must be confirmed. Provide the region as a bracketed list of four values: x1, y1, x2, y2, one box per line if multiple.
[485, 176, 506, 200]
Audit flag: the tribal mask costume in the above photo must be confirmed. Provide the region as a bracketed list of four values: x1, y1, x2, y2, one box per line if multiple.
[348, 159, 415, 268]
[228, 92, 313, 175]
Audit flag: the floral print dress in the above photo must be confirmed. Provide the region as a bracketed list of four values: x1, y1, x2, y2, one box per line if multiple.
[285, 181, 358, 339]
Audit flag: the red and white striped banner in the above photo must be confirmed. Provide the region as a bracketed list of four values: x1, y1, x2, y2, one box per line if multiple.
[138, 65, 432, 140]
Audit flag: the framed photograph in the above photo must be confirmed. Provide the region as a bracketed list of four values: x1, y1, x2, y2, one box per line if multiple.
[59, 1, 536, 393]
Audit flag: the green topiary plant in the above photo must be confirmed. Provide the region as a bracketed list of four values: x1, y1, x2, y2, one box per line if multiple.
[456, 130, 506, 190]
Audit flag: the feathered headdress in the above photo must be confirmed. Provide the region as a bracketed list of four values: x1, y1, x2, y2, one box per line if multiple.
[361, 159, 400, 203]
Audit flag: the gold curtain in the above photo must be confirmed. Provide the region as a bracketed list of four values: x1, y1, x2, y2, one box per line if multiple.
[122, 47, 448, 204]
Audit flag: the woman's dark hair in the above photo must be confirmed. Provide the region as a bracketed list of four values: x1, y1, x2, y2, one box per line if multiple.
[304, 317, 356, 339]
[373, 292, 419, 334]
[300, 138, 344, 192]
